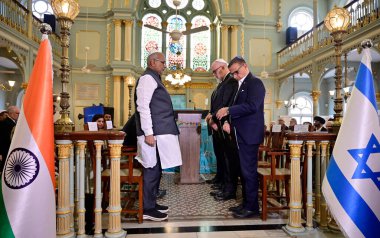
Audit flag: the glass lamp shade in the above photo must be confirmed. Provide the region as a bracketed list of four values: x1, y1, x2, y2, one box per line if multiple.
[51, 0, 80, 21]
[8, 80, 15, 87]
[324, 5, 350, 33]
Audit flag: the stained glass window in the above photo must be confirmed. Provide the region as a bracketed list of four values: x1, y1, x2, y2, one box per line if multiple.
[166, 15, 187, 70]
[288, 7, 313, 37]
[192, 0, 205, 10]
[148, 0, 161, 8]
[165, 0, 189, 9]
[141, 14, 163, 68]
[19, 0, 54, 19]
[190, 16, 210, 71]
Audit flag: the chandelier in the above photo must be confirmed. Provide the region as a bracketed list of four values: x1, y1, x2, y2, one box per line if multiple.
[0, 80, 15, 91]
[164, 51, 191, 87]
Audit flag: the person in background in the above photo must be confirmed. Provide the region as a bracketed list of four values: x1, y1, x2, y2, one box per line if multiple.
[216, 56, 265, 219]
[313, 116, 327, 132]
[303, 121, 313, 132]
[0, 106, 20, 172]
[135, 52, 182, 221]
[289, 118, 297, 131]
[92, 114, 105, 130]
[104, 113, 115, 128]
[0, 110, 8, 122]
[277, 117, 289, 130]
[325, 119, 334, 132]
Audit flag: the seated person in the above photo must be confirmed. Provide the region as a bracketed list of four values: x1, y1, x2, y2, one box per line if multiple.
[303, 121, 313, 132]
[278, 117, 289, 130]
[122, 113, 137, 147]
[104, 113, 115, 128]
[288, 118, 297, 131]
[92, 114, 105, 130]
[325, 120, 333, 132]
[313, 116, 327, 132]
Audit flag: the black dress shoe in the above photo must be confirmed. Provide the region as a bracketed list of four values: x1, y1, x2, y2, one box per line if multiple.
[229, 204, 244, 212]
[232, 208, 260, 218]
[209, 190, 223, 197]
[206, 177, 220, 184]
[214, 193, 236, 201]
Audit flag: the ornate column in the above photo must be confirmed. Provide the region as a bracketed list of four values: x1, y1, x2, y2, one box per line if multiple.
[94, 141, 104, 238]
[161, 21, 168, 53]
[123, 20, 133, 62]
[284, 140, 305, 234]
[105, 141, 126, 238]
[221, 24, 229, 60]
[123, 76, 130, 124]
[56, 140, 74, 238]
[27, 0, 33, 38]
[185, 22, 192, 69]
[311, 90, 321, 117]
[230, 25, 238, 58]
[319, 141, 329, 229]
[314, 142, 321, 221]
[275, 100, 283, 109]
[76, 141, 87, 238]
[313, 0, 319, 50]
[114, 19, 122, 61]
[113, 76, 122, 127]
[209, 23, 217, 60]
[305, 141, 315, 230]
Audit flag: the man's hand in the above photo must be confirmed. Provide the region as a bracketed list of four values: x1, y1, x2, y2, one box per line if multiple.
[210, 121, 218, 131]
[223, 122, 231, 134]
[144, 135, 155, 147]
[205, 113, 212, 123]
[216, 107, 228, 120]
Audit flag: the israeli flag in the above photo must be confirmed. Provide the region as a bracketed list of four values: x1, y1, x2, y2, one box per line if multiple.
[322, 46, 380, 238]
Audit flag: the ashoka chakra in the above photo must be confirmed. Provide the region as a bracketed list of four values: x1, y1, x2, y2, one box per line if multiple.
[4, 148, 40, 189]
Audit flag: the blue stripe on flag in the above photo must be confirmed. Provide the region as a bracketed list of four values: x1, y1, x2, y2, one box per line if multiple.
[326, 156, 380, 237]
[355, 62, 377, 111]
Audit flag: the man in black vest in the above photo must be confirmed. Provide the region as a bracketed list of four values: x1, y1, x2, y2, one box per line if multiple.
[0, 106, 20, 172]
[135, 52, 182, 221]
[206, 59, 239, 201]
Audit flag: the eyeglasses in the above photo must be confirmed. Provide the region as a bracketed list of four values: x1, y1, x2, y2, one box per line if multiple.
[154, 59, 166, 65]
[231, 64, 244, 76]
[212, 66, 222, 75]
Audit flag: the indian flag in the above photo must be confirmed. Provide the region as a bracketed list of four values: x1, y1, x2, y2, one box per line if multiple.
[0, 34, 56, 237]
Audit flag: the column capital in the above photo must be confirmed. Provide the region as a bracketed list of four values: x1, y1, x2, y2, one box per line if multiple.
[275, 100, 283, 109]
[137, 20, 143, 28]
[123, 19, 134, 27]
[221, 24, 229, 31]
[209, 23, 216, 31]
[230, 25, 239, 31]
[56, 144, 72, 159]
[161, 21, 168, 29]
[108, 143, 123, 158]
[311, 90, 321, 102]
[185, 22, 192, 30]
[113, 19, 122, 26]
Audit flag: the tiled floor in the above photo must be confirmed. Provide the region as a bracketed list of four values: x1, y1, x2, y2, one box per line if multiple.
[115, 173, 344, 238]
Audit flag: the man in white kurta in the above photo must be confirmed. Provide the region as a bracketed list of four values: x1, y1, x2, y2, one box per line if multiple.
[135, 52, 182, 221]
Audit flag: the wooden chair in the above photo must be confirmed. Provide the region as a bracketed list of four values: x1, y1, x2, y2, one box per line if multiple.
[258, 126, 291, 220]
[101, 145, 143, 223]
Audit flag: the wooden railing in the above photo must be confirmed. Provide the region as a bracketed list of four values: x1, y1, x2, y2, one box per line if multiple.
[278, 0, 379, 69]
[284, 132, 337, 234]
[55, 130, 126, 238]
[0, 0, 61, 58]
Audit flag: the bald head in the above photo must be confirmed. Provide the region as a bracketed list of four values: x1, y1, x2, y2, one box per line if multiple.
[7, 105, 20, 121]
[211, 58, 230, 81]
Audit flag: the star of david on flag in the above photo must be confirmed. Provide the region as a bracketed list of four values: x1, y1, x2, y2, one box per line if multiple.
[322, 43, 380, 238]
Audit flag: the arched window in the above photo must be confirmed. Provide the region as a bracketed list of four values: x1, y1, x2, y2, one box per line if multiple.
[166, 15, 187, 69]
[141, 13, 163, 68]
[288, 7, 313, 37]
[140, 0, 212, 70]
[288, 92, 313, 124]
[19, 0, 54, 19]
[191, 16, 211, 71]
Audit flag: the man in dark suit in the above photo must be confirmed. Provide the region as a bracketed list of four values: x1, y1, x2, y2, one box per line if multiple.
[0, 106, 20, 172]
[206, 59, 239, 200]
[217, 56, 266, 218]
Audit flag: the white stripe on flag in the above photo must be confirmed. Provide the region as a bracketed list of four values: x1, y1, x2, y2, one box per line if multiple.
[2, 108, 55, 238]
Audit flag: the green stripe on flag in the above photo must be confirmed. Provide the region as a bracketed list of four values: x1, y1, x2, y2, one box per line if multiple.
[0, 180, 15, 238]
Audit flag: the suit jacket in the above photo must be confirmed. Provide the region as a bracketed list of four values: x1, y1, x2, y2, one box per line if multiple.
[229, 72, 265, 145]
[208, 73, 238, 135]
[0, 117, 16, 159]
